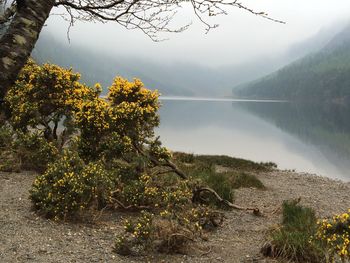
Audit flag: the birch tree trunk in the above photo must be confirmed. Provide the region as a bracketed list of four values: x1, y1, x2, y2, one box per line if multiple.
[0, 0, 55, 100]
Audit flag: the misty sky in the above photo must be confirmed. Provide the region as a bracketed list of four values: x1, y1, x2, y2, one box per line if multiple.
[45, 0, 350, 67]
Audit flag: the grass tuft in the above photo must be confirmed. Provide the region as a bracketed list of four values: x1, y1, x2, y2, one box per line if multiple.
[173, 152, 276, 172]
[231, 172, 265, 189]
[262, 200, 325, 263]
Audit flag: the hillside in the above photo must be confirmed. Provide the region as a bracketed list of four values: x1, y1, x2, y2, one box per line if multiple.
[32, 33, 232, 97]
[31, 30, 328, 98]
[31, 33, 192, 96]
[235, 24, 350, 101]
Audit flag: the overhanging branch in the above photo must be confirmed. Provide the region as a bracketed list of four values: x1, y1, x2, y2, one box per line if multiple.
[53, 0, 284, 41]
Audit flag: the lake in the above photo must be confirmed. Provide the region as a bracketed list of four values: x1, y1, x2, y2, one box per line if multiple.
[157, 97, 350, 181]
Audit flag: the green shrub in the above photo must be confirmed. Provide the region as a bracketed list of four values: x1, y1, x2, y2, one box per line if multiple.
[0, 124, 19, 172]
[0, 127, 58, 173]
[193, 154, 275, 171]
[14, 132, 59, 173]
[231, 172, 265, 189]
[0, 123, 13, 148]
[204, 172, 234, 204]
[30, 150, 114, 219]
[179, 162, 234, 207]
[115, 206, 222, 255]
[173, 152, 195, 163]
[263, 200, 324, 262]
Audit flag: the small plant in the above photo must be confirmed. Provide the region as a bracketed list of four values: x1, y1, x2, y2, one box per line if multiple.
[314, 210, 350, 261]
[0, 124, 19, 172]
[115, 205, 222, 255]
[0, 127, 59, 173]
[0, 123, 13, 148]
[173, 152, 195, 163]
[30, 150, 114, 219]
[14, 132, 59, 173]
[262, 200, 325, 263]
[231, 172, 265, 189]
[193, 154, 275, 172]
[203, 172, 234, 205]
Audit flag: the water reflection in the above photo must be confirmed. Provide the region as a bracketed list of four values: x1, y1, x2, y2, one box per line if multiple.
[157, 99, 350, 181]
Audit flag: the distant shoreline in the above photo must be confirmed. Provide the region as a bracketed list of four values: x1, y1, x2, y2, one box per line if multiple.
[159, 96, 288, 103]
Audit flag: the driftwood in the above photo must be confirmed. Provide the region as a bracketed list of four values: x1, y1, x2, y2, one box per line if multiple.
[134, 143, 260, 214]
[193, 187, 260, 216]
[111, 198, 151, 211]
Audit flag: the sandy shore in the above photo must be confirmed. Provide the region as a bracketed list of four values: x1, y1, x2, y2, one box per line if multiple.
[1, 170, 349, 262]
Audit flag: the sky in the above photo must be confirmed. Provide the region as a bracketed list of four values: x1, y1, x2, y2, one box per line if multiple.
[45, 0, 350, 67]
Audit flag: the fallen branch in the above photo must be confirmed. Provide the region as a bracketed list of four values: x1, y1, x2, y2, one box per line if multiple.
[163, 159, 187, 180]
[133, 143, 259, 214]
[193, 187, 260, 215]
[111, 198, 151, 211]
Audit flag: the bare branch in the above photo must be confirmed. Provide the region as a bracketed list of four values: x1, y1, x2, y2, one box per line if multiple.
[53, 0, 284, 41]
[193, 187, 261, 215]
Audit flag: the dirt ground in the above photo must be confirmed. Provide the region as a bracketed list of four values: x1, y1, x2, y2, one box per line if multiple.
[1, 170, 349, 263]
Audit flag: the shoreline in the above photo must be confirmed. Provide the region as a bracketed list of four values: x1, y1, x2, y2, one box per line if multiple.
[1, 160, 350, 262]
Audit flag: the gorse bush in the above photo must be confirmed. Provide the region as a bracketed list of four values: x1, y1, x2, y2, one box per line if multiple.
[115, 205, 223, 255]
[0, 125, 58, 173]
[0, 60, 267, 256]
[0, 124, 18, 172]
[30, 150, 114, 219]
[75, 76, 161, 162]
[315, 210, 350, 261]
[1, 60, 100, 172]
[14, 132, 59, 173]
[6, 60, 99, 146]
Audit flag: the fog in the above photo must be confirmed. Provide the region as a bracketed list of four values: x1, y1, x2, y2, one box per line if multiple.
[45, 0, 350, 68]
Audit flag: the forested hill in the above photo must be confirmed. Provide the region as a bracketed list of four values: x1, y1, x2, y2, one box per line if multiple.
[235, 24, 350, 102]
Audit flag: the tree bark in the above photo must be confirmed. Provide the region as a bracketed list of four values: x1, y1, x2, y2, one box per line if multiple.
[0, 0, 55, 100]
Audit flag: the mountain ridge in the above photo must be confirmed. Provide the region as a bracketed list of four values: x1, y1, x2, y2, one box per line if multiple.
[235, 22, 350, 101]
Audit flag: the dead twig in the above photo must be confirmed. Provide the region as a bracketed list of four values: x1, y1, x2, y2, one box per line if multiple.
[111, 198, 151, 211]
[193, 187, 260, 215]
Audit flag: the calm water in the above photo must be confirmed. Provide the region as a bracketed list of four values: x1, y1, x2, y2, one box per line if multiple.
[157, 98, 350, 181]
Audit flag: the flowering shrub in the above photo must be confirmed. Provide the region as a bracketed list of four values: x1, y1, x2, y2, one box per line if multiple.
[107, 77, 160, 145]
[30, 150, 114, 219]
[115, 204, 224, 255]
[1, 62, 234, 256]
[74, 76, 162, 163]
[315, 210, 350, 261]
[6, 60, 99, 145]
[0, 124, 19, 172]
